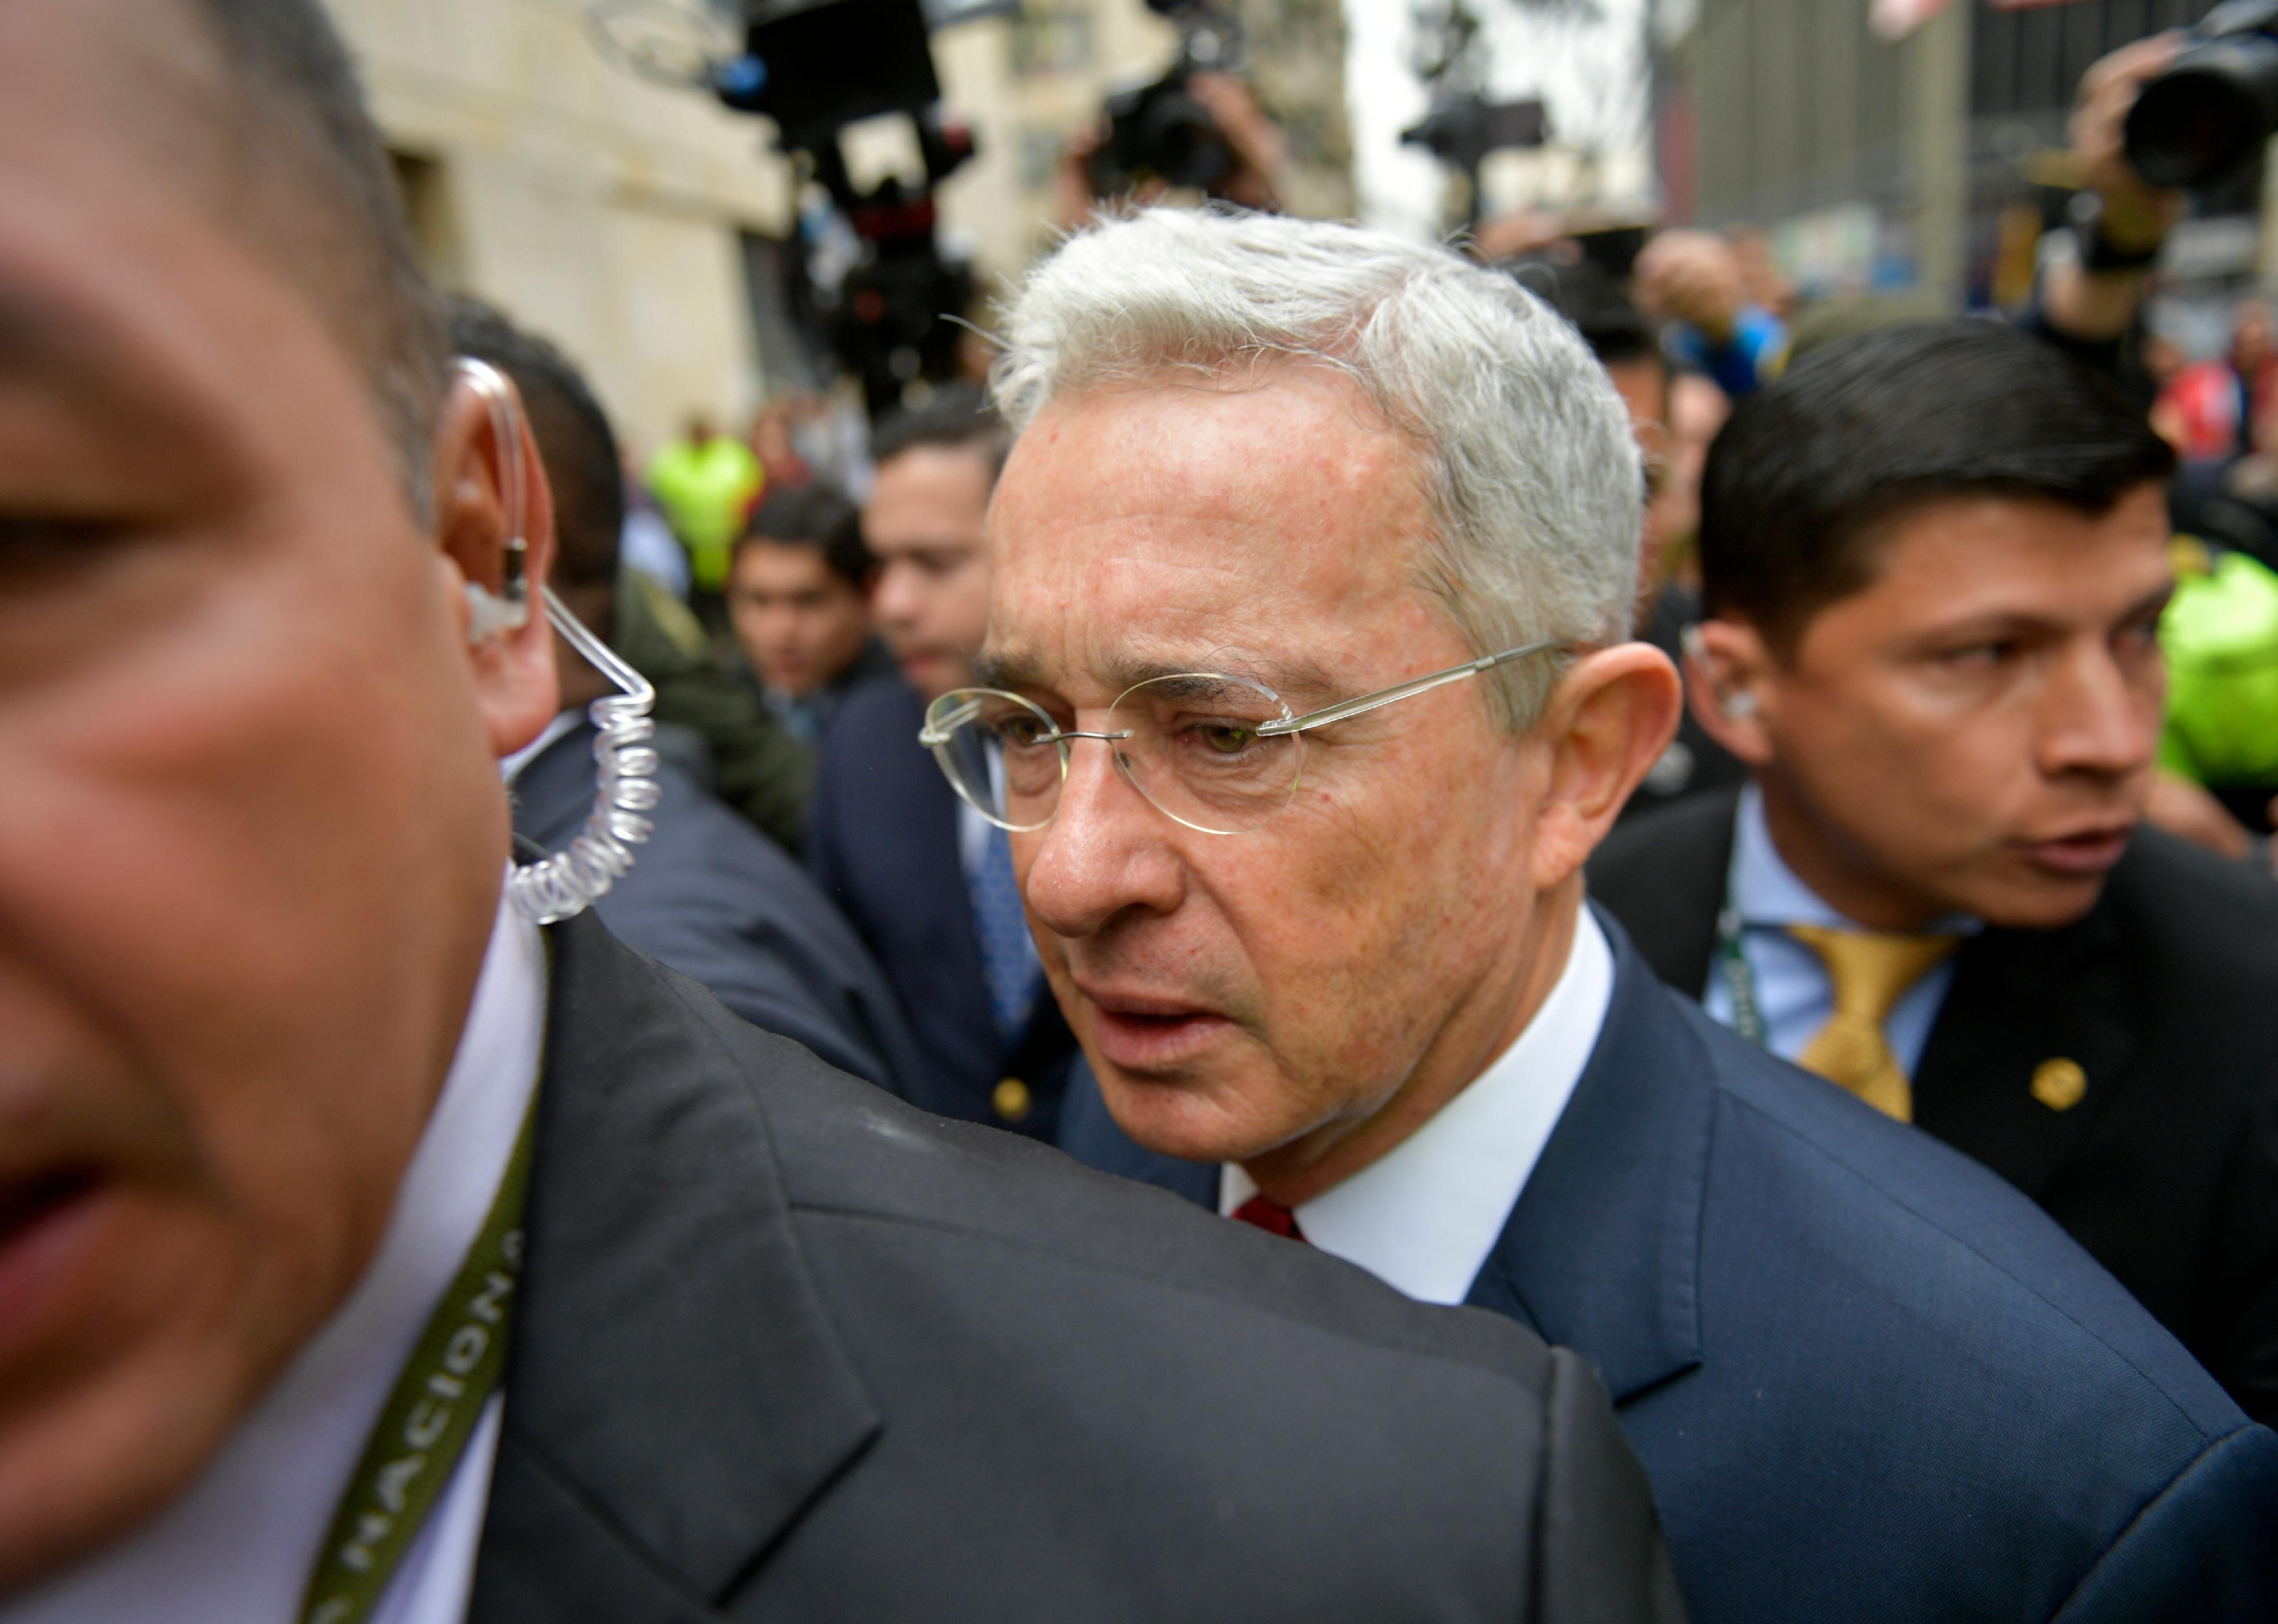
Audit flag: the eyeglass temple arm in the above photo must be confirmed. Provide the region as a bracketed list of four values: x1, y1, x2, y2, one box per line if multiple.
[1257, 638, 1567, 737]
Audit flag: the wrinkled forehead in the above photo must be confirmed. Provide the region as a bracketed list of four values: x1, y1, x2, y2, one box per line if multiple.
[982, 372, 1453, 705]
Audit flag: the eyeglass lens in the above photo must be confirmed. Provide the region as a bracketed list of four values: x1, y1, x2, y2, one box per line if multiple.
[925, 675, 1301, 835]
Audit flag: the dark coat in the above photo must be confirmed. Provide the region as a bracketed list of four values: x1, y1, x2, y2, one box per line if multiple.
[1588, 789, 2278, 1427]
[1057, 913, 2278, 1623]
[513, 718, 927, 1095]
[806, 678, 1078, 1139]
[467, 910, 1689, 1623]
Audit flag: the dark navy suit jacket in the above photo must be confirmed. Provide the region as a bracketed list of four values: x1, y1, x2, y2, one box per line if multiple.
[514, 717, 928, 1096]
[1059, 909, 2278, 1623]
[806, 678, 1078, 1139]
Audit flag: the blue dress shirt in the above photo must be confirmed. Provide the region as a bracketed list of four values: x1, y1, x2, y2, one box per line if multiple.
[1700, 783, 1976, 1077]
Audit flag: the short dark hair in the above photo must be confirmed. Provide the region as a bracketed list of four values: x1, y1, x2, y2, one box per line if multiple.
[744, 484, 871, 586]
[1507, 256, 1658, 370]
[176, 0, 450, 516]
[1699, 321, 2177, 650]
[871, 385, 1010, 483]
[446, 299, 625, 593]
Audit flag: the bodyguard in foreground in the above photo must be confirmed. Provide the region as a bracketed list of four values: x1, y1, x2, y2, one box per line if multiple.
[0, 2, 1682, 1620]
[1020, 210, 2278, 1621]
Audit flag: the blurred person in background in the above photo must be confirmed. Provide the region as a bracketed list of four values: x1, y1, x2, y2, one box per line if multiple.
[645, 409, 761, 633]
[1517, 255, 1742, 822]
[1012, 210, 2277, 1624]
[616, 456, 692, 598]
[1632, 229, 1787, 398]
[2154, 301, 2278, 464]
[729, 483, 896, 744]
[1592, 321, 2278, 1428]
[451, 301, 927, 1095]
[808, 389, 1082, 1138]
[610, 560, 816, 852]
[0, 5, 1688, 1619]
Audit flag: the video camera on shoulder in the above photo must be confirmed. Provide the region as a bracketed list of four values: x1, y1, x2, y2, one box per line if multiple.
[2125, 0, 2278, 189]
[1088, 1, 1244, 197]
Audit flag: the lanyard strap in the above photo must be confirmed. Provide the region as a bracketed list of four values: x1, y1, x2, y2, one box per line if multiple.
[1715, 904, 1767, 1048]
[300, 1092, 540, 1624]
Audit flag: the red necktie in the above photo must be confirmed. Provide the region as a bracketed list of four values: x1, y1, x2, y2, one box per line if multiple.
[1232, 1194, 1306, 1243]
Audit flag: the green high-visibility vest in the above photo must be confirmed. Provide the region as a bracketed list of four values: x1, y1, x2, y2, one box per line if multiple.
[2161, 545, 2278, 786]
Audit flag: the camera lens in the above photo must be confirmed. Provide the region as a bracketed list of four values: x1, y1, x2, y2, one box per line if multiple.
[1142, 92, 1233, 189]
[2126, 34, 2278, 190]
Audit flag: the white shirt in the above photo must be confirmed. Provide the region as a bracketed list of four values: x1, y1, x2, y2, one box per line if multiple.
[1221, 909, 1615, 1305]
[1701, 782, 1977, 1078]
[8, 892, 548, 1624]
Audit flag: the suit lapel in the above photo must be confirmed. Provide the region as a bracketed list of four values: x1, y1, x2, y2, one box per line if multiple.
[1913, 895, 2137, 1202]
[1466, 913, 1710, 1403]
[472, 913, 883, 1614]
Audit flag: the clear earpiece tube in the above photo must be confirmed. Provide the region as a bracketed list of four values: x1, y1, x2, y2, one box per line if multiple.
[507, 588, 661, 926]
[452, 354, 659, 925]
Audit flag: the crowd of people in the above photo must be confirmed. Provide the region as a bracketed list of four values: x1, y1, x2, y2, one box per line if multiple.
[4, 3, 2278, 1622]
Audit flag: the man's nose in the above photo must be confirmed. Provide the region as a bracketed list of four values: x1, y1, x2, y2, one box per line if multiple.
[1019, 737, 1185, 940]
[2039, 641, 2159, 782]
[871, 561, 918, 626]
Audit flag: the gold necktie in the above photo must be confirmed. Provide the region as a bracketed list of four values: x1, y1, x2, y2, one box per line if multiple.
[1787, 925, 1959, 1123]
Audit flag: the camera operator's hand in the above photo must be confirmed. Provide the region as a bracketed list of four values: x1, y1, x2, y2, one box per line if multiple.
[1187, 73, 1283, 211]
[2074, 32, 2186, 254]
[1634, 231, 1747, 346]
[2045, 32, 2185, 342]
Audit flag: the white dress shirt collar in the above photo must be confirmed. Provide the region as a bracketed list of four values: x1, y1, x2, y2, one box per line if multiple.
[1222, 909, 1615, 1305]
[7, 888, 547, 1624]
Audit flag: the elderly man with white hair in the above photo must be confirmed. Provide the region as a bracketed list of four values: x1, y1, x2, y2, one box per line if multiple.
[946, 209, 2278, 1624]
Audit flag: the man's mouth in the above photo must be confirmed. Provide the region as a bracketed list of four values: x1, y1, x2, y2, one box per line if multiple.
[1075, 985, 1238, 1071]
[0, 1166, 104, 1341]
[2014, 823, 2135, 878]
[0, 1169, 96, 1247]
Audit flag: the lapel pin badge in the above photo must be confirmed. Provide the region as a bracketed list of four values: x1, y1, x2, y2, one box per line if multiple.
[2031, 1058, 2088, 1112]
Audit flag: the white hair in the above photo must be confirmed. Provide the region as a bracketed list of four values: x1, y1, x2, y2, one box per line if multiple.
[989, 207, 1644, 729]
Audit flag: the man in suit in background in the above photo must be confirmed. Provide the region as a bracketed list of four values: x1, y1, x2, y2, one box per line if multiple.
[1012, 209, 2278, 1622]
[1590, 320, 2278, 1426]
[807, 390, 1080, 1137]
[451, 301, 930, 1096]
[729, 483, 898, 745]
[0, 5, 1687, 1619]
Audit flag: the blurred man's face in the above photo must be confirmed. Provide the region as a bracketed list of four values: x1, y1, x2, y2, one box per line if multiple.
[0, 0, 537, 1585]
[866, 444, 993, 700]
[728, 539, 871, 699]
[985, 370, 1559, 1195]
[1700, 487, 2171, 931]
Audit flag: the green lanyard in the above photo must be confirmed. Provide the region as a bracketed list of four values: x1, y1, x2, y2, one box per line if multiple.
[299, 1092, 539, 1624]
[1714, 903, 1768, 1048]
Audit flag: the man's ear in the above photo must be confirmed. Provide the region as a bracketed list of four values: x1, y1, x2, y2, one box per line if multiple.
[1682, 617, 1776, 766]
[431, 374, 561, 760]
[1526, 642, 1684, 891]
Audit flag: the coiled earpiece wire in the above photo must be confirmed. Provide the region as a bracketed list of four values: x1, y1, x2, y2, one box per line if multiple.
[454, 357, 659, 925]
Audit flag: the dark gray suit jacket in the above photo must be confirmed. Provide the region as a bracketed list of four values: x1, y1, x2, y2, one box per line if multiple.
[513, 718, 929, 1095]
[468, 911, 1688, 1622]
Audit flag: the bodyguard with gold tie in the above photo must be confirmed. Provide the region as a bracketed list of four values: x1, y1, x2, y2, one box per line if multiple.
[1593, 320, 2278, 1427]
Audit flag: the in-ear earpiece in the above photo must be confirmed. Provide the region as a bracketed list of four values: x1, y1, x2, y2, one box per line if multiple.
[464, 581, 530, 645]
[454, 357, 532, 647]
[1722, 691, 1758, 720]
